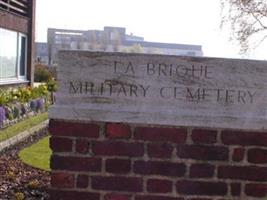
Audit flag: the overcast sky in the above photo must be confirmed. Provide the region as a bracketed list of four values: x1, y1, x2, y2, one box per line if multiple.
[36, 0, 266, 60]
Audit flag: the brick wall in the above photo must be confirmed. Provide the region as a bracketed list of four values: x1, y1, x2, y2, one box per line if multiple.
[0, 10, 28, 33]
[49, 120, 267, 200]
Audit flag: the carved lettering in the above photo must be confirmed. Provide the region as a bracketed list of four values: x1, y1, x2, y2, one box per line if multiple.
[160, 87, 172, 99]
[146, 62, 212, 79]
[248, 91, 256, 104]
[147, 63, 155, 75]
[114, 61, 135, 75]
[139, 85, 150, 97]
[69, 81, 83, 94]
[125, 62, 135, 75]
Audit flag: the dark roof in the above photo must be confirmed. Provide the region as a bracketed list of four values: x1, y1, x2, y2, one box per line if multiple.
[123, 40, 202, 51]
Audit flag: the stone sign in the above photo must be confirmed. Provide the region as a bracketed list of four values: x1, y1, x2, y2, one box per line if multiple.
[49, 51, 267, 130]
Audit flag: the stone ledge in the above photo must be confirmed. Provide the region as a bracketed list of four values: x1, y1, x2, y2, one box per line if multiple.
[0, 120, 49, 152]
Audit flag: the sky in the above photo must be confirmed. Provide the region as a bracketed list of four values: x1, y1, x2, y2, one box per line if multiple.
[36, 0, 266, 60]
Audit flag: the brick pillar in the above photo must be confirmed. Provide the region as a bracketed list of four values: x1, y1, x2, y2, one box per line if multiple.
[49, 120, 267, 200]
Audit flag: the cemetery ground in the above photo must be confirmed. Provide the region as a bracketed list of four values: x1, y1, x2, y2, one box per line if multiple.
[0, 113, 50, 200]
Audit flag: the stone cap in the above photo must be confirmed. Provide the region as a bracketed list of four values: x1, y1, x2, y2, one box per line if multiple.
[49, 51, 267, 130]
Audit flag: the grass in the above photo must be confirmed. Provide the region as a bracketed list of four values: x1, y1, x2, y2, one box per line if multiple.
[0, 112, 48, 142]
[19, 136, 51, 171]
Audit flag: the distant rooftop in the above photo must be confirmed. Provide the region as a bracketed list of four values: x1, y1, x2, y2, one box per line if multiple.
[124, 40, 202, 51]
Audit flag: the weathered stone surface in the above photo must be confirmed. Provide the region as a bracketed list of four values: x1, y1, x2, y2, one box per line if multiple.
[49, 51, 267, 130]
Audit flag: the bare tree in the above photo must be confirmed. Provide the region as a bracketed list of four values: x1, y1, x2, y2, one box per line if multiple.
[220, 0, 267, 53]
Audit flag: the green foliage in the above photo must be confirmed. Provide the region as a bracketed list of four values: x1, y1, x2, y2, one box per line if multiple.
[0, 90, 11, 106]
[19, 136, 51, 171]
[34, 64, 53, 82]
[30, 85, 49, 100]
[46, 79, 58, 92]
[0, 85, 50, 128]
[0, 85, 48, 106]
[17, 87, 32, 103]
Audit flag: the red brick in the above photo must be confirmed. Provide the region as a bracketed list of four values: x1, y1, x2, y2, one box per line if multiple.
[51, 155, 101, 172]
[134, 161, 186, 177]
[135, 195, 183, 200]
[147, 179, 172, 193]
[76, 174, 89, 188]
[134, 127, 187, 143]
[49, 120, 99, 138]
[50, 137, 73, 152]
[105, 193, 131, 200]
[91, 176, 143, 192]
[106, 123, 131, 139]
[177, 145, 229, 161]
[106, 159, 131, 174]
[147, 143, 173, 158]
[92, 141, 144, 157]
[218, 165, 267, 181]
[190, 164, 215, 178]
[51, 172, 74, 188]
[245, 183, 267, 197]
[76, 139, 90, 154]
[221, 131, 267, 146]
[231, 183, 241, 196]
[232, 148, 245, 162]
[176, 180, 227, 196]
[247, 148, 267, 164]
[191, 129, 217, 144]
[49, 190, 99, 200]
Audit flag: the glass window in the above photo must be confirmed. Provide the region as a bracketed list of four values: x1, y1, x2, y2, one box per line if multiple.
[0, 28, 17, 78]
[0, 28, 27, 81]
[19, 34, 27, 77]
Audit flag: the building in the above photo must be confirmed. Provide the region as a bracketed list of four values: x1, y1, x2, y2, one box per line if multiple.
[0, 0, 35, 87]
[40, 26, 203, 66]
[35, 42, 48, 65]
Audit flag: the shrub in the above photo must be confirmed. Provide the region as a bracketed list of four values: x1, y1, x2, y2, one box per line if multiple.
[0, 85, 50, 129]
[34, 64, 52, 82]
[17, 87, 31, 103]
[31, 85, 48, 99]
[0, 89, 11, 106]
[46, 79, 58, 92]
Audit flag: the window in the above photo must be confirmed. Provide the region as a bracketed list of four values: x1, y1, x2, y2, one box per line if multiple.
[18, 34, 27, 77]
[0, 28, 27, 83]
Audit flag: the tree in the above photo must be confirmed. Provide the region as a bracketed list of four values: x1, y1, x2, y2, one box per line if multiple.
[220, 0, 267, 54]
